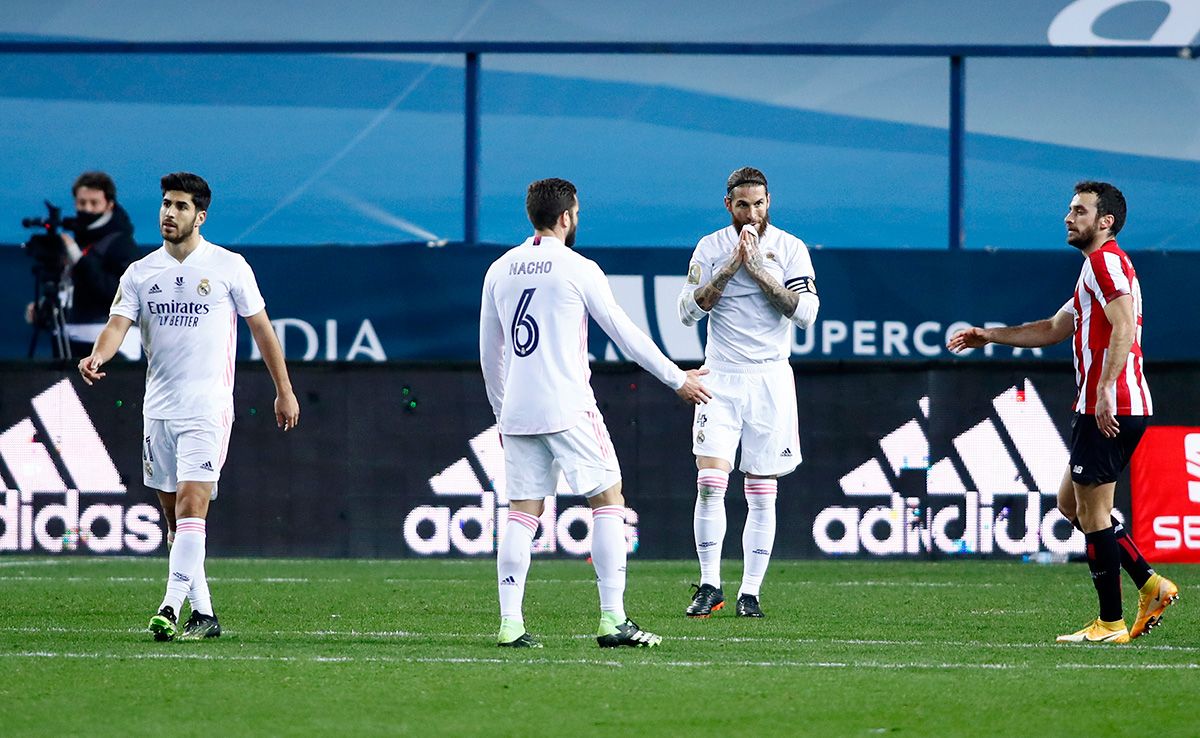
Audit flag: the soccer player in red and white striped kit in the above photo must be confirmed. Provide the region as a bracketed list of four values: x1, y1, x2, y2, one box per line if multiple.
[949, 181, 1178, 644]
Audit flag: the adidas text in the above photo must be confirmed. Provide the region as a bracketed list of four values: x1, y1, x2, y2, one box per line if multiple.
[1, 380, 163, 554]
[404, 425, 639, 557]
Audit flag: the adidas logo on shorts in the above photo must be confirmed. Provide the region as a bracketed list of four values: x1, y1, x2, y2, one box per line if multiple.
[200, 461, 214, 472]
[780, 448, 793, 457]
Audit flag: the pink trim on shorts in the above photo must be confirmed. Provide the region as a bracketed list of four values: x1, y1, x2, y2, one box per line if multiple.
[217, 407, 234, 468]
[587, 411, 610, 459]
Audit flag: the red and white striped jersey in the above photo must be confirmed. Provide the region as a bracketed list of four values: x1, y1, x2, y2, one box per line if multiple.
[1058, 240, 1152, 416]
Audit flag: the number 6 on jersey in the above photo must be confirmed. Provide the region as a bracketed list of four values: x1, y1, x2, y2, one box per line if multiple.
[511, 287, 539, 357]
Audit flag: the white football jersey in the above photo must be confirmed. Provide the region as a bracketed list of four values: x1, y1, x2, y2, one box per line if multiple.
[480, 235, 686, 435]
[682, 224, 817, 363]
[111, 238, 265, 420]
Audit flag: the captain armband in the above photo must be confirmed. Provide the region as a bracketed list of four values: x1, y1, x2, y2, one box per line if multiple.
[784, 276, 816, 295]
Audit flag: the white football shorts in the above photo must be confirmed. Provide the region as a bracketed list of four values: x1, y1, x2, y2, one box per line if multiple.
[691, 360, 801, 477]
[504, 409, 622, 500]
[142, 408, 233, 496]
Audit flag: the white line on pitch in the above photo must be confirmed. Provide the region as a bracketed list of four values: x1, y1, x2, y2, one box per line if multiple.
[0, 651, 1027, 670]
[1057, 663, 1200, 670]
[0, 576, 349, 583]
[384, 578, 593, 585]
[4, 626, 1198, 655]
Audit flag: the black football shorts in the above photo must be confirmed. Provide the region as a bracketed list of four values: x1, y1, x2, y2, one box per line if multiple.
[1068, 412, 1148, 485]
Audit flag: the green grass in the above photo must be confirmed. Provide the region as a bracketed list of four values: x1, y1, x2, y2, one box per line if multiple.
[0, 557, 1196, 737]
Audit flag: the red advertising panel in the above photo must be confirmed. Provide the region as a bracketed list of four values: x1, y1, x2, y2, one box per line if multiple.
[1132, 426, 1200, 563]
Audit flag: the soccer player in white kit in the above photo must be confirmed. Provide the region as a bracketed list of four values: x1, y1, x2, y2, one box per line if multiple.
[480, 178, 711, 648]
[949, 181, 1177, 644]
[678, 167, 819, 618]
[79, 172, 299, 641]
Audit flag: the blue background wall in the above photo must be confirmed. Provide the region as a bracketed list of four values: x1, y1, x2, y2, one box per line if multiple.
[1, 1, 1198, 249]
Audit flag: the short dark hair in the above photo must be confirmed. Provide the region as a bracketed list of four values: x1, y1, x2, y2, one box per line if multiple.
[1074, 180, 1126, 237]
[73, 171, 117, 203]
[726, 167, 768, 196]
[526, 178, 577, 230]
[161, 171, 212, 212]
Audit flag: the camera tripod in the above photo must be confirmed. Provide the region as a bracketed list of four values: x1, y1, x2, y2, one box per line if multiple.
[27, 269, 71, 360]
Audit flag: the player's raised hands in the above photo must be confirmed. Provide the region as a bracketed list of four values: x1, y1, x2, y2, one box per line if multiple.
[947, 326, 990, 353]
[739, 223, 764, 272]
[717, 239, 744, 278]
[78, 354, 107, 385]
[676, 367, 713, 405]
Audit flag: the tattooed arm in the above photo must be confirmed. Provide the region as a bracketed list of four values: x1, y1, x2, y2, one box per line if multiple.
[741, 229, 800, 319]
[679, 241, 743, 326]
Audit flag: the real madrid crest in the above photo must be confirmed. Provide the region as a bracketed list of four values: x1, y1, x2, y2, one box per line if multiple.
[687, 262, 702, 285]
[144, 461, 154, 477]
[696, 430, 705, 443]
[198, 278, 211, 296]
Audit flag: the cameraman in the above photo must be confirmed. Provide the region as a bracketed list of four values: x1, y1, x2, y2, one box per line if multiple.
[26, 171, 141, 359]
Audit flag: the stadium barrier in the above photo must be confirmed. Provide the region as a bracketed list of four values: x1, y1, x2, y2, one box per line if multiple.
[1, 362, 1196, 561]
[5, 246, 1200, 363]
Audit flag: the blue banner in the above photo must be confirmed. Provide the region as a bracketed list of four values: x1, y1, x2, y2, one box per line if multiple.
[2, 244, 1195, 362]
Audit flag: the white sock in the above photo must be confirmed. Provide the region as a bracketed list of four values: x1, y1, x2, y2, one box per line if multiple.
[694, 469, 729, 588]
[498, 510, 538, 622]
[160, 517, 205, 614]
[188, 561, 213, 617]
[591, 505, 627, 622]
[740, 479, 777, 597]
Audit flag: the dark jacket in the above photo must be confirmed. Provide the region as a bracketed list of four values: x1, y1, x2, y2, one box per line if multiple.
[68, 204, 140, 325]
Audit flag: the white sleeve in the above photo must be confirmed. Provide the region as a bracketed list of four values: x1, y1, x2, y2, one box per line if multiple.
[109, 265, 140, 323]
[783, 238, 819, 329]
[231, 257, 267, 317]
[1059, 297, 1077, 317]
[678, 244, 711, 327]
[478, 270, 507, 421]
[582, 263, 686, 391]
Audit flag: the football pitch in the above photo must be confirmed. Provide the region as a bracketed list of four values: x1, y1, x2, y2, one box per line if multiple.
[1, 557, 1195, 737]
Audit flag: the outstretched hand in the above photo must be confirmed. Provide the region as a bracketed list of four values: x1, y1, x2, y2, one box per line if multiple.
[676, 368, 712, 405]
[946, 326, 989, 353]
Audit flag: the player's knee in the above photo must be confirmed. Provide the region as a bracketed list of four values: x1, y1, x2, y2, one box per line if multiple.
[1057, 502, 1077, 525]
[589, 481, 623, 508]
[746, 492, 776, 510]
[174, 482, 212, 519]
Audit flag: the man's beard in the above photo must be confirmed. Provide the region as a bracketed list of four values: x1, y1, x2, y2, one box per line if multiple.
[735, 212, 770, 236]
[565, 221, 577, 248]
[162, 220, 195, 244]
[1066, 224, 1092, 250]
